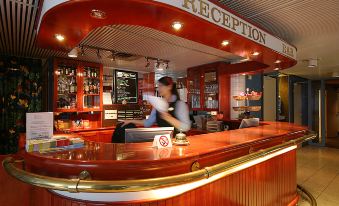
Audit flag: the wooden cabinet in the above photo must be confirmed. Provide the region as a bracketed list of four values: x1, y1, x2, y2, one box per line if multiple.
[187, 63, 229, 113]
[52, 58, 103, 113]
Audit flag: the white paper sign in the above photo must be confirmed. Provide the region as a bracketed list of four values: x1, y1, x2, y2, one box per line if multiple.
[26, 112, 53, 140]
[152, 134, 172, 148]
[105, 110, 117, 120]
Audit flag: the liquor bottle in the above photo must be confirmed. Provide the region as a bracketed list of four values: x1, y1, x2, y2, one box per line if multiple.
[65, 66, 69, 75]
[87, 68, 91, 78]
[89, 80, 93, 94]
[93, 69, 97, 78]
[93, 83, 97, 94]
[84, 80, 89, 94]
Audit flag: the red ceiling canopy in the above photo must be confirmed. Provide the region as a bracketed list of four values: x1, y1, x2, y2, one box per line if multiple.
[36, 0, 297, 72]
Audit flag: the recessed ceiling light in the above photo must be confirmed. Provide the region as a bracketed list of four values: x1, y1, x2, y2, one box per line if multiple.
[90, 9, 107, 19]
[54, 34, 65, 42]
[172, 22, 183, 31]
[242, 73, 246, 76]
[274, 60, 281, 64]
[274, 67, 280, 71]
[221, 40, 229, 46]
[252, 52, 260, 56]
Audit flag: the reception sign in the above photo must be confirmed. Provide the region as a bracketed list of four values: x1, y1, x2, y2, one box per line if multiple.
[154, 0, 297, 59]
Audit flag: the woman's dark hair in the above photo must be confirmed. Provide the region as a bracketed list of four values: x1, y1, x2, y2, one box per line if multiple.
[158, 76, 180, 100]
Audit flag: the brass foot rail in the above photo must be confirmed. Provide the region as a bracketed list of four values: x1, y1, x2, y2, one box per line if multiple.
[2, 132, 316, 193]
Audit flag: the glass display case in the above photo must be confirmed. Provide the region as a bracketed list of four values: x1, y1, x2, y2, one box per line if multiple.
[83, 66, 101, 110]
[52, 58, 103, 113]
[187, 68, 219, 111]
[188, 71, 201, 109]
[204, 71, 218, 109]
[56, 64, 78, 111]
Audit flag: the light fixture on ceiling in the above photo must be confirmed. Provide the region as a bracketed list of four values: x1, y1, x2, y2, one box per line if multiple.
[241, 73, 246, 76]
[252, 51, 260, 56]
[308, 59, 318, 68]
[54, 34, 65, 42]
[155, 59, 160, 70]
[221, 40, 229, 46]
[274, 60, 282, 64]
[172, 22, 183, 31]
[90, 9, 107, 19]
[68, 47, 79, 58]
[80, 46, 85, 56]
[145, 57, 150, 68]
[274, 67, 280, 71]
[96, 49, 101, 59]
[107, 51, 116, 61]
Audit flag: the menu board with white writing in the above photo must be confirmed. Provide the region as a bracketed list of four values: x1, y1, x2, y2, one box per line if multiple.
[115, 70, 138, 104]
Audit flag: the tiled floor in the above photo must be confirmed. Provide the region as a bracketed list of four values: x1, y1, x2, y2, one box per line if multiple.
[297, 145, 339, 206]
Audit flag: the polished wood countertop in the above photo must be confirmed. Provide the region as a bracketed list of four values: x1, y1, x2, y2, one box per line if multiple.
[22, 122, 308, 180]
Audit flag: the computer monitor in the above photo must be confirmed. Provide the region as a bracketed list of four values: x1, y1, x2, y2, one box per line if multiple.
[239, 118, 260, 129]
[125, 127, 174, 143]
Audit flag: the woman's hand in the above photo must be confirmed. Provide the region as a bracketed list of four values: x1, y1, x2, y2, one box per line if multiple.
[160, 112, 174, 122]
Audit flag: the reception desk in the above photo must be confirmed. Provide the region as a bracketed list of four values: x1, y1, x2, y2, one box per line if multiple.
[2, 122, 315, 206]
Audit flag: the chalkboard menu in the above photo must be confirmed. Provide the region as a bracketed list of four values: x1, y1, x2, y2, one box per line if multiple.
[115, 70, 138, 104]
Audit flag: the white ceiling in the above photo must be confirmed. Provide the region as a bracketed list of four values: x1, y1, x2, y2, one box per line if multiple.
[218, 0, 339, 79]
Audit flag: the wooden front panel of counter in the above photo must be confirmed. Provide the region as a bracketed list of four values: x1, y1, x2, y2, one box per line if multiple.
[25, 150, 298, 206]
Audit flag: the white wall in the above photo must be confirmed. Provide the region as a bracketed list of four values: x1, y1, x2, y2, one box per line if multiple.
[263, 76, 276, 121]
[230, 74, 246, 119]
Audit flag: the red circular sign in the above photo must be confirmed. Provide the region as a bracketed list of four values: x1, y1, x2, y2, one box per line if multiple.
[159, 136, 169, 147]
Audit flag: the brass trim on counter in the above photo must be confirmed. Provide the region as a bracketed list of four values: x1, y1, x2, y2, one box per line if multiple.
[2, 132, 316, 193]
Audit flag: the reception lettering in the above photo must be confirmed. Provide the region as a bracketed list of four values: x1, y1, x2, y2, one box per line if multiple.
[182, 0, 266, 44]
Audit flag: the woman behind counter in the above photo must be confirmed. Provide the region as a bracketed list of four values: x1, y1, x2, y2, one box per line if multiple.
[123, 76, 191, 133]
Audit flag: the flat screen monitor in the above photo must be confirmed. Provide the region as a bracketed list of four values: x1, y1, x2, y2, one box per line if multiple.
[239, 118, 260, 129]
[125, 127, 174, 143]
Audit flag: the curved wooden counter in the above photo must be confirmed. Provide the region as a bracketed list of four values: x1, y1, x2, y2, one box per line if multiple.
[2, 122, 309, 206]
[23, 122, 307, 181]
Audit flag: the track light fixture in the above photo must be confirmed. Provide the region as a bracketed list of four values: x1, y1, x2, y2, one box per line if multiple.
[80, 46, 85, 56]
[145, 57, 151, 68]
[96, 49, 101, 59]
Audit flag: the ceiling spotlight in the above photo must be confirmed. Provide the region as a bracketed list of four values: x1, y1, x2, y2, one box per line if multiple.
[172, 22, 183, 31]
[274, 67, 280, 71]
[241, 73, 246, 76]
[308, 59, 318, 68]
[80, 46, 85, 56]
[252, 52, 260, 56]
[96, 49, 101, 59]
[221, 40, 229, 46]
[145, 57, 150, 68]
[54, 34, 65, 42]
[107, 51, 116, 61]
[155, 59, 160, 68]
[90, 9, 107, 19]
[274, 60, 281, 64]
[68, 47, 79, 58]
